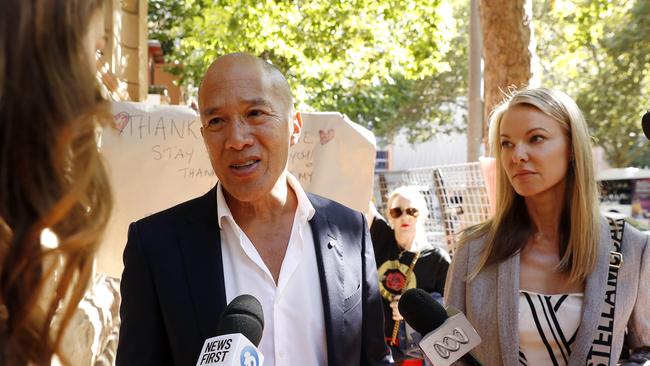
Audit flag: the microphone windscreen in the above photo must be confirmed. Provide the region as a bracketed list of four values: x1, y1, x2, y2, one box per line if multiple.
[216, 294, 264, 347]
[643, 111, 650, 140]
[398, 288, 449, 335]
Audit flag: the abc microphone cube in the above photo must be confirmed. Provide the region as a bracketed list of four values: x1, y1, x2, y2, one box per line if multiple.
[418, 312, 482, 365]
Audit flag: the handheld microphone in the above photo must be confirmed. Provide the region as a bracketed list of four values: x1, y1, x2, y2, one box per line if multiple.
[196, 294, 265, 366]
[399, 288, 483, 366]
[642, 111, 650, 140]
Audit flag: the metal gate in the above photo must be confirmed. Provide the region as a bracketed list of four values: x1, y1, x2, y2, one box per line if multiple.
[373, 162, 492, 251]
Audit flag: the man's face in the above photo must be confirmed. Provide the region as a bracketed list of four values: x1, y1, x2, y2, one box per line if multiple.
[199, 59, 301, 203]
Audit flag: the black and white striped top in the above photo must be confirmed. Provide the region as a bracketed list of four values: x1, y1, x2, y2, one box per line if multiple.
[518, 290, 583, 366]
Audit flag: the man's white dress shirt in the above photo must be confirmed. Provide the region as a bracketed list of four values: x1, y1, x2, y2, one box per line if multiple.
[217, 174, 328, 366]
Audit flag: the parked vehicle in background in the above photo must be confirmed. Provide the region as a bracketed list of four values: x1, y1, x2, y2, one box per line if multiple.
[598, 167, 650, 231]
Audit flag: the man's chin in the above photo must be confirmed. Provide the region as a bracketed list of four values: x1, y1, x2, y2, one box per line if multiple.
[221, 183, 261, 203]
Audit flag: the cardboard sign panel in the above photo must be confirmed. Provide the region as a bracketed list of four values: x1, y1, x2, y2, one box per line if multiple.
[98, 102, 216, 277]
[98, 104, 375, 278]
[291, 112, 376, 214]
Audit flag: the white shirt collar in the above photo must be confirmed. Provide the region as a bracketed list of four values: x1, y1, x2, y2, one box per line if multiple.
[216, 172, 315, 229]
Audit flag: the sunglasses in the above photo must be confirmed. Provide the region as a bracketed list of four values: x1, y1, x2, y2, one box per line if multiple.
[389, 207, 419, 219]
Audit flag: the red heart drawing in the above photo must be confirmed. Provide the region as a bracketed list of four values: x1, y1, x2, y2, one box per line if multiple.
[112, 112, 130, 134]
[319, 128, 335, 145]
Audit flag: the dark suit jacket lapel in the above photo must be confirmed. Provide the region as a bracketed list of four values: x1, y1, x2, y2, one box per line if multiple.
[309, 196, 344, 366]
[177, 186, 227, 341]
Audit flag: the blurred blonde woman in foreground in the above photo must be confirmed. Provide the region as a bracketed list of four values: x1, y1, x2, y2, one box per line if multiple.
[0, 0, 112, 364]
[445, 87, 650, 365]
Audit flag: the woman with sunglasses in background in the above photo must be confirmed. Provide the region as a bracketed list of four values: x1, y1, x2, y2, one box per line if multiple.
[371, 185, 450, 366]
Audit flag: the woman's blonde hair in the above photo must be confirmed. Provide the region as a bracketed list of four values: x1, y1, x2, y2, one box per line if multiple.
[463, 87, 600, 284]
[0, 0, 112, 363]
[386, 185, 431, 251]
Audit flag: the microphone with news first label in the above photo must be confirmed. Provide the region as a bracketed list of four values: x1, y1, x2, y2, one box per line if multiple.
[196, 294, 265, 366]
[399, 288, 483, 366]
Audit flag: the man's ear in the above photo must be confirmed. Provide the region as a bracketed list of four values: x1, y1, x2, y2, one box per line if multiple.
[290, 111, 303, 146]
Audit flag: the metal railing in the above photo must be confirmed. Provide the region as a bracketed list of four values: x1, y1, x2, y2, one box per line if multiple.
[373, 162, 492, 252]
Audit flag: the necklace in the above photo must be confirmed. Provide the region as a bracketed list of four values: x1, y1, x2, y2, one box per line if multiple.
[389, 249, 420, 346]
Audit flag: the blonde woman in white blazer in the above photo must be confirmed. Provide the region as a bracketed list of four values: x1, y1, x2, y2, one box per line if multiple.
[444, 87, 650, 366]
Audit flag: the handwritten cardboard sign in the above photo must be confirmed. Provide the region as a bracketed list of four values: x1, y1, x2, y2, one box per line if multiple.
[97, 104, 375, 278]
[290, 112, 376, 214]
[97, 102, 215, 277]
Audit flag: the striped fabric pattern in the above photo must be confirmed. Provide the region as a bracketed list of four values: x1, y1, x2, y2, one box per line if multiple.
[518, 290, 583, 366]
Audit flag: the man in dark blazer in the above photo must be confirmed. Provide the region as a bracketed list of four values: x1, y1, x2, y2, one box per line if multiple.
[116, 53, 393, 366]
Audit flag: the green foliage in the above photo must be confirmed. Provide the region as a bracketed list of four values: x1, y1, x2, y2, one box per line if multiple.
[535, 0, 650, 167]
[148, 0, 469, 142]
[148, 0, 198, 56]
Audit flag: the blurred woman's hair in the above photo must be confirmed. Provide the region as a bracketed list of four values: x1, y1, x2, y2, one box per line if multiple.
[0, 0, 112, 363]
[462, 87, 600, 284]
[386, 185, 432, 252]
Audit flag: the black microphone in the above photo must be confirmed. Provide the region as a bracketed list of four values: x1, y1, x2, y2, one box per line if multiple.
[399, 288, 483, 366]
[196, 294, 265, 366]
[642, 111, 650, 140]
[216, 294, 264, 346]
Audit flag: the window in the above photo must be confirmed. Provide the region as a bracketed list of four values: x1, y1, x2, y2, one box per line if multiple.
[375, 150, 390, 171]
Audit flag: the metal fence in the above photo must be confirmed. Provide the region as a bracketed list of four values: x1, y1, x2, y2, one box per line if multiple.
[373, 162, 492, 251]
